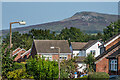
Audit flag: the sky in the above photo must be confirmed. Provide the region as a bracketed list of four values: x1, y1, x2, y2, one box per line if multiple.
[2, 2, 118, 30]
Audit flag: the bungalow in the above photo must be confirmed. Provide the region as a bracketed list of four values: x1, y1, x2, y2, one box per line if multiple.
[95, 32, 120, 75]
[31, 40, 72, 61]
[71, 40, 102, 72]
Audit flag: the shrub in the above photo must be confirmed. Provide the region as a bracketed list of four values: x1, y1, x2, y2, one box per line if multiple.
[12, 62, 25, 70]
[7, 68, 33, 79]
[88, 72, 109, 80]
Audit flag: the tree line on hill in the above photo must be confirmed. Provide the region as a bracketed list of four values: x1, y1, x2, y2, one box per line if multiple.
[3, 20, 120, 50]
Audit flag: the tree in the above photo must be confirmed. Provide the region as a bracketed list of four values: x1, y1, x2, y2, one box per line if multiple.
[29, 29, 56, 40]
[59, 27, 86, 42]
[26, 57, 59, 80]
[84, 53, 96, 73]
[2, 44, 14, 78]
[60, 58, 78, 79]
[6, 62, 33, 79]
[103, 20, 120, 41]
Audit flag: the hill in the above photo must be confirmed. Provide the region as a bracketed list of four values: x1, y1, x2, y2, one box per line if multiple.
[1, 11, 118, 36]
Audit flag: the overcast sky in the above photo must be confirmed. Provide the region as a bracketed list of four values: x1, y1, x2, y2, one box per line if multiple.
[2, 2, 118, 30]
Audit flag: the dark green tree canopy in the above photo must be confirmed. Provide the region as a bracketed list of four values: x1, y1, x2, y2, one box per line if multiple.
[103, 20, 120, 41]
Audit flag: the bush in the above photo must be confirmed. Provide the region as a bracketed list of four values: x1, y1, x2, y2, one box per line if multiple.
[7, 68, 33, 79]
[88, 72, 109, 80]
[12, 62, 25, 70]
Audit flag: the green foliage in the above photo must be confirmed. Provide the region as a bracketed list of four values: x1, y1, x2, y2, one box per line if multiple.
[60, 58, 78, 78]
[12, 62, 25, 70]
[58, 27, 86, 42]
[7, 68, 33, 79]
[26, 57, 59, 79]
[103, 20, 120, 41]
[0, 40, 2, 77]
[58, 27, 103, 42]
[2, 27, 103, 50]
[2, 44, 14, 78]
[88, 72, 109, 80]
[1, 44, 26, 78]
[84, 53, 96, 73]
[29, 29, 56, 40]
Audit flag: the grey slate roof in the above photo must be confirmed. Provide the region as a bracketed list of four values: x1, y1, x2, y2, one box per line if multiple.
[71, 42, 87, 50]
[106, 49, 120, 59]
[34, 40, 71, 53]
[71, 40, 100, 50]
[82, 40, 99, 50]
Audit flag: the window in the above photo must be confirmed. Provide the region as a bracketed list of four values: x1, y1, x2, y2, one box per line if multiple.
[79, 51, 85, 56]
[110, 59, 117, 71]
[90, 50, 96, 55]
[42, 55, 52, 60]
[59, 55, 67, 60]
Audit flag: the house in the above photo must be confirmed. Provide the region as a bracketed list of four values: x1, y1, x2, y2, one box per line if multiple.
[71, 40, 102, 72]
[71, 42, 87, 57]
[95, 32, 120, 75]
[31, 40, 72, 61]
[12, 48, 31, 62]
[12, 47, 21, 55]
[13, 48, 26, 62]
[18, 49, 31, 62]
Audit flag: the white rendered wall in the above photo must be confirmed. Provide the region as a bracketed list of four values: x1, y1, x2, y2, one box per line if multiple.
[77, 63, 86, 72]
[86, 41, 102, 57]
[73, 50, 80, 57]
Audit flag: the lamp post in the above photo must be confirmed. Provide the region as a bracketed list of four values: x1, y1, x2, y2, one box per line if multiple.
[9, 21, 26, 48]
[50, 47, 60, 80]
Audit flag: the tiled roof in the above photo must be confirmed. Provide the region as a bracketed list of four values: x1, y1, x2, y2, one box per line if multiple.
[12, 48, 31, 62]
[12, 47, 21, 55]
[82, 40, 99, 50]
[21, 48, 31, 57]
[71, 42, 87, 50]
[34, 40, 71, 53]
[71, 40, 100, 50]
[12, 49, 26, 57]
[106, 49, 120, 59]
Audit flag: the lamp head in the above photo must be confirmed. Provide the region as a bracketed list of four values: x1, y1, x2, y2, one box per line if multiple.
[19, 21, 26, 25]
[50, 47, 55, 49]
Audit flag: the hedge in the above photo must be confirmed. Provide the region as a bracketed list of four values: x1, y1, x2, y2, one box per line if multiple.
[88, 72, 109, 80]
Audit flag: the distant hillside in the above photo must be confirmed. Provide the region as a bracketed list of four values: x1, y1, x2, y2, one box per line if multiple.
[1, 11, 118, 36]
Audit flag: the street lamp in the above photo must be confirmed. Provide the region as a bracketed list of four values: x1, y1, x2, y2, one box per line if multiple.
[50, 46, 60, 80]
[10, 21, 26, 48]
